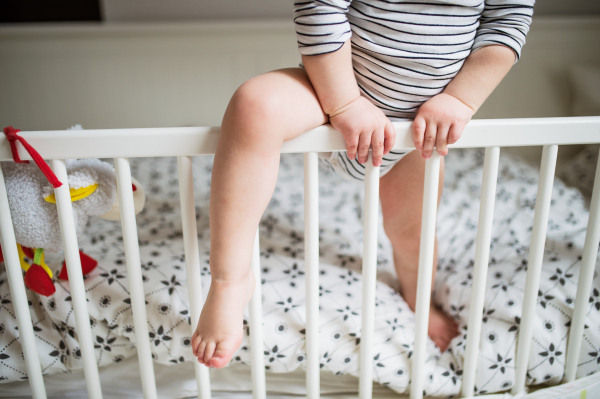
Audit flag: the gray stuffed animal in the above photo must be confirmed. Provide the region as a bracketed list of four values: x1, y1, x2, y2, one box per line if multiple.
[0, 159, 145, 296]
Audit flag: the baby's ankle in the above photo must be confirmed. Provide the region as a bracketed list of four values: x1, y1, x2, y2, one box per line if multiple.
[210, 269, 253, 288]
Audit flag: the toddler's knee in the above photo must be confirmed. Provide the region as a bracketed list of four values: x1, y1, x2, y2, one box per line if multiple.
[227, 78, 285, 140]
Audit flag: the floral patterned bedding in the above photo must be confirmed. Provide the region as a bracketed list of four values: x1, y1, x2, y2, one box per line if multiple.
[0, 148, 598, 397]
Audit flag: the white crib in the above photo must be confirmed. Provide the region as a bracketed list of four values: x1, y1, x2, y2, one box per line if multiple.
[1, 116, 599, 399]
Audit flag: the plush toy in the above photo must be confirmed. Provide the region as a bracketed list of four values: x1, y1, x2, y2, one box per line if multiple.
[0, 126, 145, 296]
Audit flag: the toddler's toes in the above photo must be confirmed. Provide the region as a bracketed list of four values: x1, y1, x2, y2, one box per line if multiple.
[204, 342, 217, 365]
[197, 341, 207, 365]
[191, 333, 202, 357]
[208, 340, 240, 369]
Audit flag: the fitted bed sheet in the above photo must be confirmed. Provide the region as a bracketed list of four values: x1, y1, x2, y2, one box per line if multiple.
[0, 354, 401, 399]
[2, 353, 600, 399]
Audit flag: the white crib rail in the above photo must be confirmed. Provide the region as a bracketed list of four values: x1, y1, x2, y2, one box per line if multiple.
[461, 146, 501, 397]
[249, 229, 267, 399]
[359, 153, 381, 399]
[564, 152, 600, 382]
[410, 153, 441, 399]
[0, 164, 47, 399]
[114, 157, 159, 399]
[0, 116, 599, 399]
[51, 159, 104, 399]
[177, 156, 212, 399]
[2, 117, 599, 161]
[304, 152, 320, 399]
[512, 145, 559, 395]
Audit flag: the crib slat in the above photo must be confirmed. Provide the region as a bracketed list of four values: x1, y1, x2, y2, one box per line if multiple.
[359, 152, 380, 399]
[177, 156, 211, 399]
[51, 159, 103, 399]
[249, 229, 266, 399]
[461, 147, 501, 398]
[512, 145, 558, 395]
[0, 165, 48, 399]
[114, 158, 158, 399]
[304, 152, 320, 399]
[410, 152, 441, 399]
[564, 149, 600, 382]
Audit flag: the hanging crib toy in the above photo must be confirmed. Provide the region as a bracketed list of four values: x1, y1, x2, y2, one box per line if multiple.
[0, 126, 145, 296]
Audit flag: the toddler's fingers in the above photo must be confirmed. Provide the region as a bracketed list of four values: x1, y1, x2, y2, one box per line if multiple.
[412, 115, 426, 151]
[384, 119, 396, 154]
[435, 124, 450, 156]
[422, 121, 437, 159]
[371, 128, 385, 167]
[447, 123, 464, 145]
[345, 134, 359, 161]
[357, 131, 372, 164]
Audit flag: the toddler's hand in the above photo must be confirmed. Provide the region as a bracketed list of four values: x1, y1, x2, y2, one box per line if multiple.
[329, 96, 395, 167]
[413, 93, 475, 158]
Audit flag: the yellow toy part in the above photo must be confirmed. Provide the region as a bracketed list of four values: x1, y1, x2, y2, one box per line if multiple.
[17, 244, 52, 278]
[44, 183, 99, 204]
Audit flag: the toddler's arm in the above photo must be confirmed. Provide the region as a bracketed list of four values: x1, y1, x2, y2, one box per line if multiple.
[295, 0, 394, 166]
[415, 0, 534, 158]
[414, 45, 516, 158]
[302, 40, 395, 167]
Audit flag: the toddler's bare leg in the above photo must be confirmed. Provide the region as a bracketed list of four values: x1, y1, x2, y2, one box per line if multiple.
[380, 151, 458, 352]
[191, 68, 328, 368]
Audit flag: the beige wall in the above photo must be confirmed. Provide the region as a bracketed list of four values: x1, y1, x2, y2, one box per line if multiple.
[100, 0, 600, 21]
[1, 17, 599, 132]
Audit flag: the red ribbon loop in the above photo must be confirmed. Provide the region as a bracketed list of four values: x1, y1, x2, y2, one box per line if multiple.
[4, 126, 28, 164]
[3, 126, 62, 188]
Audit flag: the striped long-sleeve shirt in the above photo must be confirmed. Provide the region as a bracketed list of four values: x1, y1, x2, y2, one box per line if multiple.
[294, 0, 535, 120]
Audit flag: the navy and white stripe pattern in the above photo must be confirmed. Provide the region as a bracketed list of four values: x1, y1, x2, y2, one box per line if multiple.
[295, 0, 534, 181]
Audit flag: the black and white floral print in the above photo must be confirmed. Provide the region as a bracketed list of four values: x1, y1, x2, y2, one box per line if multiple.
[0, 148, 598, 398]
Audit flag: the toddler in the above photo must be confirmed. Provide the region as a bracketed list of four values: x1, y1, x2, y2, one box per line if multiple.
[192, 0, 535, 368]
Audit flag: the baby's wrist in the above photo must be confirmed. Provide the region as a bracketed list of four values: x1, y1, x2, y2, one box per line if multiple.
[441, 91, 478, 113]
[327, 95, 362, 119]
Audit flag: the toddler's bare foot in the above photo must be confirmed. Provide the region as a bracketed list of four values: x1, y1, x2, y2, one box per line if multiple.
[427, 305, 459, 352]
[191, 270, 255, 368]
[395, 268, 459, 351]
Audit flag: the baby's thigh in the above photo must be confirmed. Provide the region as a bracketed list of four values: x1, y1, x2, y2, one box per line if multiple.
[225, 68, 328, 142]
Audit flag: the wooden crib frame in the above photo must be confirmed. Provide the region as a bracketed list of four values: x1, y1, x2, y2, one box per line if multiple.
[1, 116, 599, 399]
